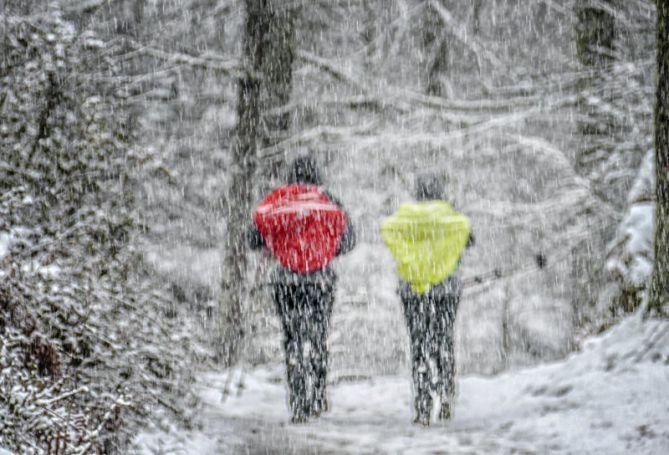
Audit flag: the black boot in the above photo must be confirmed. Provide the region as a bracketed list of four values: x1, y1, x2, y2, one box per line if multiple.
[438, 400, 452, 421]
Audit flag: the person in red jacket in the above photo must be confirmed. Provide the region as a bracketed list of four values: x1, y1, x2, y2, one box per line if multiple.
[249, 156, 355, 423]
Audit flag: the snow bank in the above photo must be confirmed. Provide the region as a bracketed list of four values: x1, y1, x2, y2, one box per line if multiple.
[607, 149, 655, 288]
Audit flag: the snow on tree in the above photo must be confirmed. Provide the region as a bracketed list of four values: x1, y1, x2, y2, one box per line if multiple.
[0, 6, 199, 453]
[0, 0, 657, 452]
[605, 150, 655, 314]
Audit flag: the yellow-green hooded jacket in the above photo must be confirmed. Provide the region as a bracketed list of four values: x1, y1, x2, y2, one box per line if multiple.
[381, 201, 470, 294]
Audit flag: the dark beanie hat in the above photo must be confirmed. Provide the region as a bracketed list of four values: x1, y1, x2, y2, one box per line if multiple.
[414, 173, 445, 201]
[287, 156, 322, 185]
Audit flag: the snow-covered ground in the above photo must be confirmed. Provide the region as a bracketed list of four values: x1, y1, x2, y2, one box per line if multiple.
[134, 314, 669, 454]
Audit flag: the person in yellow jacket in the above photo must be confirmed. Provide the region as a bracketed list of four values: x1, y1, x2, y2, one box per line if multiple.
[381, 174, 473, 425]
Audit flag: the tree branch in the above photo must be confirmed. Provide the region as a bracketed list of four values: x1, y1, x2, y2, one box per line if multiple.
[129, 42, 243, 77]
[427, 0, 505, 70]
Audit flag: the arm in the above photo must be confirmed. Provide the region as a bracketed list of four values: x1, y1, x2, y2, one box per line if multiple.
[323, 190, 356, 256]
[247, 224, 265, 250]
[337, 216, 356, 255]
[466, 230, 475, 248]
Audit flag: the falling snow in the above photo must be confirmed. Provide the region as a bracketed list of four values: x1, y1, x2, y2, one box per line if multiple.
[1, 1, 667, 454]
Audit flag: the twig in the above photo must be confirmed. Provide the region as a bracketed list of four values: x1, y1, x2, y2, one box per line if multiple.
[427, 0, 506, 71]
[129, 42, 243, 77]
[61, 0, 107, 15]
[39, 387, 90, 406]
[296, 49, 366, 93]
[259, 122, 379, 160]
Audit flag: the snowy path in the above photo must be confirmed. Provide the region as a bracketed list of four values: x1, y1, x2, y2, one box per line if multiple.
[135, 316, 669, 454]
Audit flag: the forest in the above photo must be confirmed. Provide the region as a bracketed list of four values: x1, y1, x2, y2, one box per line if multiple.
[1, 0, 668, 454]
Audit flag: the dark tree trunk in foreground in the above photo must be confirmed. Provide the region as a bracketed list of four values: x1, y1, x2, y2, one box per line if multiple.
[649, 0, 669, 316]
[220, 0, 264, 365]
[220, 0, 297, 365]
[259, 2, 297, 179]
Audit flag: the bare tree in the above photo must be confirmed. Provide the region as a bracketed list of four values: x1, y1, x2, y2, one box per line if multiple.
[471, 0, 482, 35]
[420, 0, 484, 97]
[649, 0, 669, 316]
[220, 0, 297, 365]
[422, 0, 452, 97]
[220, 0, 264, 366]
[574, 0, 617, 200]
[115, 0, 145, 36]
[571, 0, 619, 321]
[259, 2, 297, 179]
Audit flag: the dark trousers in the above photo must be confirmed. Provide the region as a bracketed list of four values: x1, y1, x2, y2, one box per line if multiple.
[272, 278, 334, 422]
[399, 277, 461, 423]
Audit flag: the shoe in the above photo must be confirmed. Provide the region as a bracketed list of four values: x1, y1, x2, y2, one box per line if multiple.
[413, 415, 430, 426]
[315, 395, 329, 414]
[291, 414, 309, 424]
[438, 401, 452, 421]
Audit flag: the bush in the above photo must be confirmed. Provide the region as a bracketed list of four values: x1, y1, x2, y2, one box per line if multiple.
[0, 9, 198, 454]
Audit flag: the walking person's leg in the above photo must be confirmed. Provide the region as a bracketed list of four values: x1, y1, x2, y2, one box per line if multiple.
[298, 282, 321, 418]
[274, 283, 308, 423]
[407, 297, 432, 425]
[311, 282, 334, 415]
[437, 278, 461, 420]
[426, 293, 442, 421]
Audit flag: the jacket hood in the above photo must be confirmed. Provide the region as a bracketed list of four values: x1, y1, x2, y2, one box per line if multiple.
[414, 173, 444, 201]
[287, 156, 323, 185]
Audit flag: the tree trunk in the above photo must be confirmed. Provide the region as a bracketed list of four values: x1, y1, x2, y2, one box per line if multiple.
[648, 0, 669, 316]
[571, 0, 619, 321]
[575, 0, 617, 195]
[423, 1, 480, 97]
[471, 0, 482, 36]
[575, 1, 616, 68]
[259, 2, 297, 180]
[220, 0, 297, 365]
[112, 0, 145, 36]
[220, 0, 265, 366]
[422, 0, 450, 97]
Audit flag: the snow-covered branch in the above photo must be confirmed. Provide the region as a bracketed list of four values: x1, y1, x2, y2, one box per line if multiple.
[130, 42, 243, 77]
[427, 0, 506, 71]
